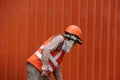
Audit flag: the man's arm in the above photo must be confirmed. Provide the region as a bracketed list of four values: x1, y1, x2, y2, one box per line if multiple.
[41, 35, 64, 71]
[53, 66, 63, 80]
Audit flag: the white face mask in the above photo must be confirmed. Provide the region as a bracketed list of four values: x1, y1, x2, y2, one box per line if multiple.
[62, 40, 75, 53]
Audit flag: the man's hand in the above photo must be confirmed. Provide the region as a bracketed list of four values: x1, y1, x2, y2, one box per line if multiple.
[41, 70, 48, 77]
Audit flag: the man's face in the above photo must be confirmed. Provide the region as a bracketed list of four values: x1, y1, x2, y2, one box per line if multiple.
[62, 39, 75, 53]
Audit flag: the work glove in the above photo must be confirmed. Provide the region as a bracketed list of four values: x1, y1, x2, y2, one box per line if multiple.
[41, 70, 48, 77]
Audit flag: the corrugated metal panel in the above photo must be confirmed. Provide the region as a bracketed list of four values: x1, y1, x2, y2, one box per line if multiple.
[0, 0, 119, 80]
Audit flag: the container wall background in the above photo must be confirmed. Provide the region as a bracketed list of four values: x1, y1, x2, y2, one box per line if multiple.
[0, 0, 120, 80]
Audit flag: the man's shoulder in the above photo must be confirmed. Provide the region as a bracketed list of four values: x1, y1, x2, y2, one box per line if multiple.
[53, 34, 64, 40]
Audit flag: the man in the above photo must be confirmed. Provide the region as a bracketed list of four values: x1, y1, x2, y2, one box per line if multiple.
[26, 25, 82, 80]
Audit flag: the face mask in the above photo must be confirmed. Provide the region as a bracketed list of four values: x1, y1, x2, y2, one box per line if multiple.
[62, 40, 75, 53]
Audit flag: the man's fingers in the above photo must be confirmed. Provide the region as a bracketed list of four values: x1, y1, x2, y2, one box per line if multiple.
[41, 71, 48, 77]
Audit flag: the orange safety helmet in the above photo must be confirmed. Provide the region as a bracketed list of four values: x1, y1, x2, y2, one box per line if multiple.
[65, 25, 82, 44]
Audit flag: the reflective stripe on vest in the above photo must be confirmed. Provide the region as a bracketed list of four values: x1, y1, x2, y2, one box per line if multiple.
[35, 45, 63, 72]
[35, 51, 53, 72]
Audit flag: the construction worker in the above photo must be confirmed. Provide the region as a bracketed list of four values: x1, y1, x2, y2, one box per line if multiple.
[26, 25, 82, 80]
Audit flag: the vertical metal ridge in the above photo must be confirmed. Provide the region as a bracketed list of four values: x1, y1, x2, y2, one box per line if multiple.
[13, 0, 19, 79]
[4, 21, 8, 80]
[113, 0, 118, 79]
[44, 0, 47, 40]
[69, 0, 72, 24]
[77, 0, 80, 26]
[53, 0, 55, 34]
[17, 0, 29, 79]
[26, 0, 29, 58]
[24, 0, 29, 79]
[35, 0, 38, 46]
[16, 0, 19, 79]
[5, 25, 9, 80]
[92, 0, 97, 79]
[4, 0, 9, 80]
[6, 0, 11, 80]
[84, 0, 89, 80]
[99, 0, 104, 80]
[61, 0, 64, 32]
[107, 0, 111, 79]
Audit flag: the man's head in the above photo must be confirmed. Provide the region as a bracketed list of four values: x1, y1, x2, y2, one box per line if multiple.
[62, 25, 82, 53]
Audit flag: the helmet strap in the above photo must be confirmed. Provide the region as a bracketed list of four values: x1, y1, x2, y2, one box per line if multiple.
[64, 33, 82, 45]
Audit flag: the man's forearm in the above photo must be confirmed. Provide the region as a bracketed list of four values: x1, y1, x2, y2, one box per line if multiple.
[53, 66, 63, 80]
[41, 47, 51, 71]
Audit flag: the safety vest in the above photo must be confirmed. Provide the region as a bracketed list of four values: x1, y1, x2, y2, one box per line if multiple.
[27, 36, 65, 74]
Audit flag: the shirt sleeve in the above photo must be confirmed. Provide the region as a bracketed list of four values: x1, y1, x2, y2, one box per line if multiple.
[41, 35, 64, 71]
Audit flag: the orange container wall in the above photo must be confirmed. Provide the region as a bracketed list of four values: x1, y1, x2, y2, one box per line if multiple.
[0, 0, 120, 80]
